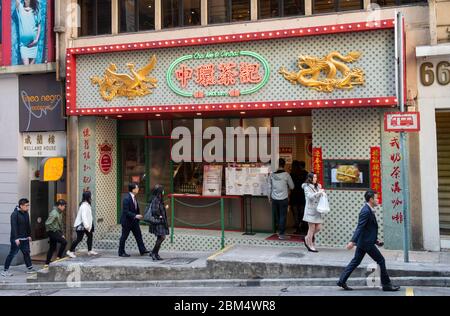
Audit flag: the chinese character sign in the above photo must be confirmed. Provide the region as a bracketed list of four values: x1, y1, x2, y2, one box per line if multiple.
[312, 147, 324, 187]
[370, 147, 382, 203]
[78, 118, 96, 199]
[388, 136, 403, 224]
[168, 50, 269, 99]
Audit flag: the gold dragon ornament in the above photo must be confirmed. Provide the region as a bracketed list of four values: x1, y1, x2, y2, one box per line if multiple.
[279, 51, 365, 92]
[91, 55, 158, 101]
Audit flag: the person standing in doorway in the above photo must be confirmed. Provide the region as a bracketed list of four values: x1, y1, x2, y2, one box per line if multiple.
[44, 199, 67, 267]
[67, 191, 98, 258]
[269, 158, 295, 240]
[302, 172, 325, 252]
[118, 183, 149, 257]
[147, 185, 169, 260]
[337, 190, 400, 292]
[1, 198, 36, 277]
[290, 160, 309, 235]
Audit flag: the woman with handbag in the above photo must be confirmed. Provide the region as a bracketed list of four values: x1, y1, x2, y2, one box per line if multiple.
[66, 191, 98, 258]
[148, 185, 169, 261]
[302, 173, 325, 253]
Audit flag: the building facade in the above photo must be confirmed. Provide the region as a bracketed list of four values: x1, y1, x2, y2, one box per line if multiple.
[0, 0, 66, 263]
[416, 0, 450, 251]
[56, 0, 435, 251]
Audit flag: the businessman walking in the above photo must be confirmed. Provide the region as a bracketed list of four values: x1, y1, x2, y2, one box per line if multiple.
[337, 190, 400, 292]
[118, 183, 149, 257]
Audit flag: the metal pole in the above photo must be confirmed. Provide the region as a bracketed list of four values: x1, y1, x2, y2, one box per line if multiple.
[396, 11, 409, 262]
[171, 195, 174, 244]
[220, 198, 225, 249]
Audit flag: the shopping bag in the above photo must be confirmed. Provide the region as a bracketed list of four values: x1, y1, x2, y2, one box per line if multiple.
[317, 193, 330, 214]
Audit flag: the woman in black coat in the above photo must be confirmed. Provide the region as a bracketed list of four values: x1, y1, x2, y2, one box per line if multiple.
[148, 185, 169, 260]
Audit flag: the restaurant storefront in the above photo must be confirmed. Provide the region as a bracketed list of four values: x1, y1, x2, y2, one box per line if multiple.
[66, 18, 409, 249]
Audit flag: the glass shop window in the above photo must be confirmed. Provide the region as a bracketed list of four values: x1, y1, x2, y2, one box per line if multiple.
[370, 0, 427, 6]
[119, 0, 155, 33]
[258, 0, 305, 19]
[78, 0, 112, 36]
[313, 0, 363, 14]
[208, 0, 251, 24]
[162, 0, 201, 29]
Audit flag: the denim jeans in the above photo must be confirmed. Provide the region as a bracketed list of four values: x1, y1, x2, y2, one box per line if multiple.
[272, 199, 289, 236]
[4, 239, 32, 270]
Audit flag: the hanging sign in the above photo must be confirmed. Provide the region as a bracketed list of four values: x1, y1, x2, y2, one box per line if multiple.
[384, 112, 420, 132]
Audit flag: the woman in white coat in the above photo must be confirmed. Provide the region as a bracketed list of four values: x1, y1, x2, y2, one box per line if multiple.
[66, 191, 98, 258]
[302, 172, 325, 253]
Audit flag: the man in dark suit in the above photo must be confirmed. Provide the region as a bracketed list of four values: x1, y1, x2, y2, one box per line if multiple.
[118, 183, 149, 257]
[337, 190, 400, 292]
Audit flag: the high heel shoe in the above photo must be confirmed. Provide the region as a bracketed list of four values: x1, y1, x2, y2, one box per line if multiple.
[304, 241, 318, 253]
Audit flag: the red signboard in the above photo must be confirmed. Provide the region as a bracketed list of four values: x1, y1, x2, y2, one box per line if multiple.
[384, 112, 420, 132]
[98, 143, 113, 175]
[370, 147, 382, 203]
[312, 147, 324, 187]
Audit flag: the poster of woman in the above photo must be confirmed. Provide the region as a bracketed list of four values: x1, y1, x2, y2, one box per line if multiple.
[11, 0, 47, 65]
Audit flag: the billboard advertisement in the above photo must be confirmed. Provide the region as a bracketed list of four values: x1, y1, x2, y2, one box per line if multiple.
[1, 0, 54, 66]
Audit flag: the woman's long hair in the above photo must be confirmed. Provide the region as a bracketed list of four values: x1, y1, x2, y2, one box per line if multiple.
[26, 0, 39, 14]
[80, 191, 92, 206]
[149, 185, 164, 205]
[305, 172, 319, 190]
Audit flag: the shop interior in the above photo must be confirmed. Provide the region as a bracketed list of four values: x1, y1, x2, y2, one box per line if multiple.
[118, 115, 312, 234]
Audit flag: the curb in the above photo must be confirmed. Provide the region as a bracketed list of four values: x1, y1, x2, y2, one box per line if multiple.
[1, 277, 450, 291]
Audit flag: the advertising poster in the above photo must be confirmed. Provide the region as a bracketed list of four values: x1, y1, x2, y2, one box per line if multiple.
[323, 160, 370, 189]
[0, 1, 3, 65]
[11, 0, 47, 65]
[202, 165, 223, 196]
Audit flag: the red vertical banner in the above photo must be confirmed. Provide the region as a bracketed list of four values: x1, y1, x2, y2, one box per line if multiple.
[312, 147, 324, 187]
[370, 147, 382, 203]
[46, 0, 55, 62]
[2, 0, 12, 66]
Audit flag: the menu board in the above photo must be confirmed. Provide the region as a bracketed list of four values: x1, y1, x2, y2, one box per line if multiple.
[202, 165, 223, 196]
[226, 165, 270, 196]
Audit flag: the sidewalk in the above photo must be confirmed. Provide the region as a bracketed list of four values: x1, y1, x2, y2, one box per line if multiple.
[1, 245, 450, 289]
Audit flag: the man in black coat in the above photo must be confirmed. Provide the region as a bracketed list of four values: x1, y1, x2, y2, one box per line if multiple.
[118, 183, 149, 257]
[337, 190, 400, 292]
[2, 198, 36, 277]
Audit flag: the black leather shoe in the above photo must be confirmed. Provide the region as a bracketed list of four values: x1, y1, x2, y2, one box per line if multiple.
[337, 281, 353, 291]
[119, 253, 130, 257]
[140, 250, 150, 255]
[150, 253, 158, 261]
[304, 241, 319, 253]
[382, 284, 400, 292]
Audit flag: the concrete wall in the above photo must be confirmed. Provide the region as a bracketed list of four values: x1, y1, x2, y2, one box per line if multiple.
[0, 75, 28, 264]
[417, 49, 450, 251]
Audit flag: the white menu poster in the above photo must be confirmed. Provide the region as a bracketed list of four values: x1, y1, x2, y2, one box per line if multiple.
[202, 165, 223, 196]
[226, 165, 270, 196]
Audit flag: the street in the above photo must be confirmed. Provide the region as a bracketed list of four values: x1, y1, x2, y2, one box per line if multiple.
[1, 285, 449, 296]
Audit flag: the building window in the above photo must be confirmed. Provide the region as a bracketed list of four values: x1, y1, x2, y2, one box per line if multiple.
[162, 0, 201, 29]
[119, 0, 155, 33]
[208, 0, 251, 24]
[258, 0, 305, 19]
[78, 0, 112, 36]
[313, 0, 363, 14]
[371, 0, 427, 6]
